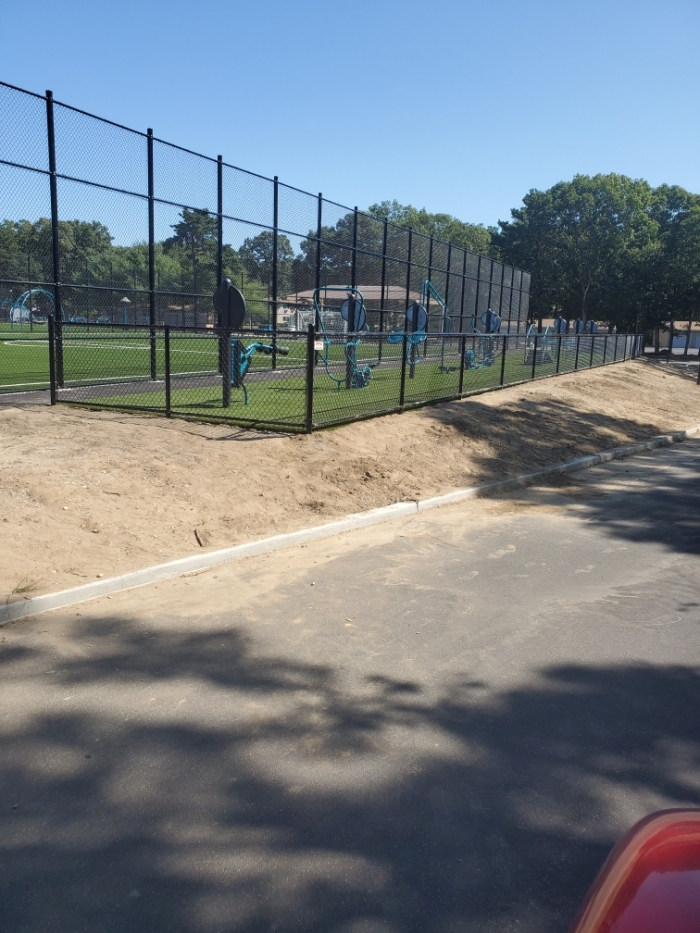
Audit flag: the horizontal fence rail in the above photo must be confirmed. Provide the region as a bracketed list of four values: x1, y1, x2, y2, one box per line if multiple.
[0, 79, 531, 382]
[48, 321, 644, 432]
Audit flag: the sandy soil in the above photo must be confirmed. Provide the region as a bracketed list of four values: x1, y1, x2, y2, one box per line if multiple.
[1, 358, 699, 601]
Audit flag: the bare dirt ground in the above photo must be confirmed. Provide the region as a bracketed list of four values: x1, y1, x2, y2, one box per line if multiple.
[2, 358, 699, 601]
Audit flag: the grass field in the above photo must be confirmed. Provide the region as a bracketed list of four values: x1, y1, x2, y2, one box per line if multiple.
[1, 323, 623, 427]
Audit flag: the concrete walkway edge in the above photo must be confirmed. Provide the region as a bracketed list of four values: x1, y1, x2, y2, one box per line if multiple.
[3, 425, 698, 626]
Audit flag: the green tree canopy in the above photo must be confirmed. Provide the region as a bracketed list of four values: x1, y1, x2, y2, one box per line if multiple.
[494, 174, 684, 331]
[368, 201, 493, 255]
[239, 230, 294, 292]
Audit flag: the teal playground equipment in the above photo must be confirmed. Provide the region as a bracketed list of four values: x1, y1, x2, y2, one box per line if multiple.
[524, 323, 555, 365]
[465, 307, 502, 369]
[386, 298, 428, 378]
[10, 288, 55, 326]
[213, 277, 289, 406]
[423, 280, 454, 372]
[313, 286, 373, 390]
[385, 281, 504, 373]
[230, 338, 289, 405]
[387, 280, 449, 371]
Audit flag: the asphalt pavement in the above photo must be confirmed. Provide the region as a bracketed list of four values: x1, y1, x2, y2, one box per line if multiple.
[2, 440, 700, 933]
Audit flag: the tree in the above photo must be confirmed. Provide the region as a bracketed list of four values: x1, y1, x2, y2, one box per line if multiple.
[368, 201, 493, 255]
[496, 174, 659, 329]
[164, 208, 218, 304]
[239, 230, 294, 295]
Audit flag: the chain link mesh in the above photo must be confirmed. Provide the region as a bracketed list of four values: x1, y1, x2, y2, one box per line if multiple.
[55, 103, 147, 196]
[153, 140, 217, 210]
[222, 164, 273, 229]
[3, 79, 645, 427]
[42, 323, 642, 427]
[0, 84, 49, 172]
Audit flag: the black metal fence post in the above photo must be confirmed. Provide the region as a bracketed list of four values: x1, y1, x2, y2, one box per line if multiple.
[409, 302, 419, 379]
[500, 335, 507, 385]
[314, 193, 322, 369]
[507, 266, 515, 332]
[399, 331, 408, 410]
[531, 335, 538, 379]
[164, 326, 171, 417]
[589, 335, 595, 368]
[305, 323, 314, 433]
[217, 156, 223, 286]
[602, 335, 608, 365]
[345, 295, 356, 390]
[556, 335, 562, 373]
[351, 207, 358, 290]
[222, 329, 231, 408]
[623, 336, 627, 361]
[147, 128, 157, 380]
[444, 244, 451, 310]
[574, 335, 581, 370]
[474, 256, 482, 332]
[426, 236, 434, 319]
[614, 333, 619, 360]
[48, 315, 56, 405]
[46, 90, 64, 387]
[378, 217, 387, 363]
[497, 261, 506, 319]
[405, 228, 413, 309]
[459, 334, 466, 394]
[216, 156, 224, 374]
[459, 250, 467, 332]
[271, 176, 279, 368]
[315, 193, 322, 292]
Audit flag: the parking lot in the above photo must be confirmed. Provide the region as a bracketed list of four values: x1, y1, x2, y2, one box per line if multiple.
[2, 440, 700, 932]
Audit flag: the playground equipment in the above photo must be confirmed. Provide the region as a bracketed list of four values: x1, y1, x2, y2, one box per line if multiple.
[524, 323, 555, 365]
[313, 286, 373, 389]
[463, 336, 497, 370]
[213, 277, 289, 406]
[385, 300, 428, 378]
[10, 288, 55, 326]
[574, 318, 598, 334]
[465, 308, 501, 369]
[386, 281, 451, 371]
[230, 338, 289, 405]
[423, 280, 455, 372]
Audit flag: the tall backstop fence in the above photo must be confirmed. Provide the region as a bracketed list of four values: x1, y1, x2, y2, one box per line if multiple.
[0, 80, 531, 341]
[48, 321, 644, 432]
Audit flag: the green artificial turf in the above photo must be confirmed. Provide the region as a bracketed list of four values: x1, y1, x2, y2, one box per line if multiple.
[66, 345, 609, 429]
[1, 324, 620, 428]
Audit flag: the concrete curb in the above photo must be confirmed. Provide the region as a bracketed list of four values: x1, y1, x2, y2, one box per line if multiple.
[3, 425, 699, 626]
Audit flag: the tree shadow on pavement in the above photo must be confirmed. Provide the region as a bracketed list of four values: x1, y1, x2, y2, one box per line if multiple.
[426, 391, 700, 559]
[426, 394, 675, 483]
[2, 617, 700, 933]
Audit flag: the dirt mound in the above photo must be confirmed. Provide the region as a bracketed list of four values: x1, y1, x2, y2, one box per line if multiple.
[2, 359, 698, 600]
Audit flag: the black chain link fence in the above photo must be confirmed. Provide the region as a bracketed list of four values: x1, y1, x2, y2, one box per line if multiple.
[49, 322, 644, 432]
[1, 81, 531, 355]
[1, 80, 643, 426]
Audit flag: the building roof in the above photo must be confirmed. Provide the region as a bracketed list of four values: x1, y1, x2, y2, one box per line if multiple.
[283, 285, 422, 305]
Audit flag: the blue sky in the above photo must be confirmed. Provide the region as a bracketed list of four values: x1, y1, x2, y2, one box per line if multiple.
[2, 0, 699, 229]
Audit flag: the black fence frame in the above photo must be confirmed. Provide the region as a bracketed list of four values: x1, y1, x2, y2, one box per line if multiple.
[48, 320, 645, 433]
[1, 80, 532, 345]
